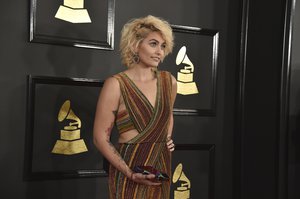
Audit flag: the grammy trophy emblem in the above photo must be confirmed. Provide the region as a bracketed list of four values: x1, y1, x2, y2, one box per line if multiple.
[52, 100, 88, 155]
[176, 46, 199, 95]
[173, 163, 191, 199]
[55, 0, 91, 23]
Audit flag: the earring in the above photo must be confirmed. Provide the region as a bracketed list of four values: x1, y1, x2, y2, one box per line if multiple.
[133, 53, 140, 63]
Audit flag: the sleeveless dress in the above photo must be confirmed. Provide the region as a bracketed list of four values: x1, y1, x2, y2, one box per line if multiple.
[109, 71, 173, 199]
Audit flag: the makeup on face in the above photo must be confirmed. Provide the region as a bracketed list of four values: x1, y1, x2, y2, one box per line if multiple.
[137, 32, 166, 68]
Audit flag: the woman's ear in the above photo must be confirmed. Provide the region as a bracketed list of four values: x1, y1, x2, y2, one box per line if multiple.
[132, 42, 140, 54]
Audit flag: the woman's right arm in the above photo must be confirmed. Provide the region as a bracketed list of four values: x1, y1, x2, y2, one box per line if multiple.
[93, 77, 160, 185]
[93, 77, 133, 178]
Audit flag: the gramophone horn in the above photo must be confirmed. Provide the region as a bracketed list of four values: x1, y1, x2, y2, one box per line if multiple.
[176, 46, 194, 72]
[176, 46, 187, 65]
[173, 163, 191, 188]
[58, 100, 71, 122]
[58, 100, 81, 128]
[173, 163, 183, 183]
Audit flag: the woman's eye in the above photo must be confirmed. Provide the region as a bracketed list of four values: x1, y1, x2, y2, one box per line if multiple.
[150, 42, 157, 47]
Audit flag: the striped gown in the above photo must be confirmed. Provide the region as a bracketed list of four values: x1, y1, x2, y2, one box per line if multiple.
[109, 71, 172, 199]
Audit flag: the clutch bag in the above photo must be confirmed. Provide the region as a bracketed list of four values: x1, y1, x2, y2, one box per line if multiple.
[133, 165, 169, 181]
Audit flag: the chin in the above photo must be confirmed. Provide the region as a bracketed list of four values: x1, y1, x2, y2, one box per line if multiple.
[152, 63, 159, 68]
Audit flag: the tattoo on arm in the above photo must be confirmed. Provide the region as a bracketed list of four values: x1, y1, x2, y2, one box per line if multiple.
[106, 140, 131, 176]
[105, 122, 131, 177]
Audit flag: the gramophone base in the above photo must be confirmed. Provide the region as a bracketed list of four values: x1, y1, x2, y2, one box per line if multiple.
[174, 189, 190, 199]
[52, 139, 88, 155]
[177, 81, 199, 95]
[55, 5, 91, 23]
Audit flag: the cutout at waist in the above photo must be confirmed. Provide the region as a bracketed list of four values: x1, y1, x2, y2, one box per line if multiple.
[116, 109, 135, 134]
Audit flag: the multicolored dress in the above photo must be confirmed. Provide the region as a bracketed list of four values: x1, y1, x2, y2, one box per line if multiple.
[109, 71, 173, 199]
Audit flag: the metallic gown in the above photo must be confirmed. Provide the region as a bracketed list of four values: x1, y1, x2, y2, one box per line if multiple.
[109, 71, 172, 199]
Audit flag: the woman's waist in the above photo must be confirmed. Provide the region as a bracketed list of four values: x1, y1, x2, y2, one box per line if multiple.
[118, 140, 167, 146]
[118, 128, 168, 144]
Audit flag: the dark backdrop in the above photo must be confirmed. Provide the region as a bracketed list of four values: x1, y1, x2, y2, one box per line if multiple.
[0, 0, 296, 199]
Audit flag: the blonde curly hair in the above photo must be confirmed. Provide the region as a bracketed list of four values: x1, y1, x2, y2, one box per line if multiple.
[120, 15, 174, 67]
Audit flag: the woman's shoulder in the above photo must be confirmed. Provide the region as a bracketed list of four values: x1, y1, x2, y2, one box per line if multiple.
[159, 71, 177, 91]
[159, 70, 176, 81]
[158, 70, 170, 77]
[106, 71, 125, 81]
[103, 74, 121, 90]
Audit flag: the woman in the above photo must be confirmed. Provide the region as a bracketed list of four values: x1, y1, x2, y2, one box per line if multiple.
[93, 15, 177, 199]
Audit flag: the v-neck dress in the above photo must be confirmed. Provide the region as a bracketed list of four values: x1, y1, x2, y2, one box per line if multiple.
[109, 70, 173, 199]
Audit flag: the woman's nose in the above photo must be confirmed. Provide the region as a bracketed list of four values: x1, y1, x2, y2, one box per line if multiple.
[156, 46, 164, 55]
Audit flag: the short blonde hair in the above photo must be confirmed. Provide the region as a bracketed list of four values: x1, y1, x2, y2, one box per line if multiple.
[120, 15, 174, 67]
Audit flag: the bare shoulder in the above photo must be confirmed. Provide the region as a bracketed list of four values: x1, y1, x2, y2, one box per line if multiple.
[169, 74, 177, 99]
[161, 71, 176, 83]
[104, 76, 119, 87]
[103, 75, 120, 90]
[169, 74, 177, 87]
[100, 75, 121, 100]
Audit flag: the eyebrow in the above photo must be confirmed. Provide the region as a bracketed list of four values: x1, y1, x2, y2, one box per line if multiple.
[148, 39, 166, 44]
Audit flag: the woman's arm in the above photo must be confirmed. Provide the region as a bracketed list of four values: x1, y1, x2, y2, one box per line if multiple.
[93, 77, 161, 185]
[166, 75, 177, 151]
[93, 77, 133, 177]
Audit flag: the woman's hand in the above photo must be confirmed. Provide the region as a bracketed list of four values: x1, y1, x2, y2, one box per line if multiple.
[166, 137, 175, 152]
[131, 173, 162, 186]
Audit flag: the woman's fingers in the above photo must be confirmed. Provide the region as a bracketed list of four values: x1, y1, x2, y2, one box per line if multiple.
[166, 139, 175, 152]
[131, 173, 161, 185]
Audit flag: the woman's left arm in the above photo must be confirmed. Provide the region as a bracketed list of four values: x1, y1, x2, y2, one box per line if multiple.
[166, 75, 177, 152]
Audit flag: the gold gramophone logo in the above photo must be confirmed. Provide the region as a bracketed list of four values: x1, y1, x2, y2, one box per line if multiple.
[52, 100, 88, 155]
[55, 0, 92, 23]
[173, 163, 191, 199]
[176, 46, 199, 95]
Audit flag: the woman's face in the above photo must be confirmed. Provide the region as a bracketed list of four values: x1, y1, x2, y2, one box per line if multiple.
[136, 31, 166, 68]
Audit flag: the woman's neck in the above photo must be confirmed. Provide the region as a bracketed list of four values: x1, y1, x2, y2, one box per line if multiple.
[126, 66, 156, 82]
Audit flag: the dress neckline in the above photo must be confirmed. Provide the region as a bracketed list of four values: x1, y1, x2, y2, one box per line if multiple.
[121, 71, 160, 110]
